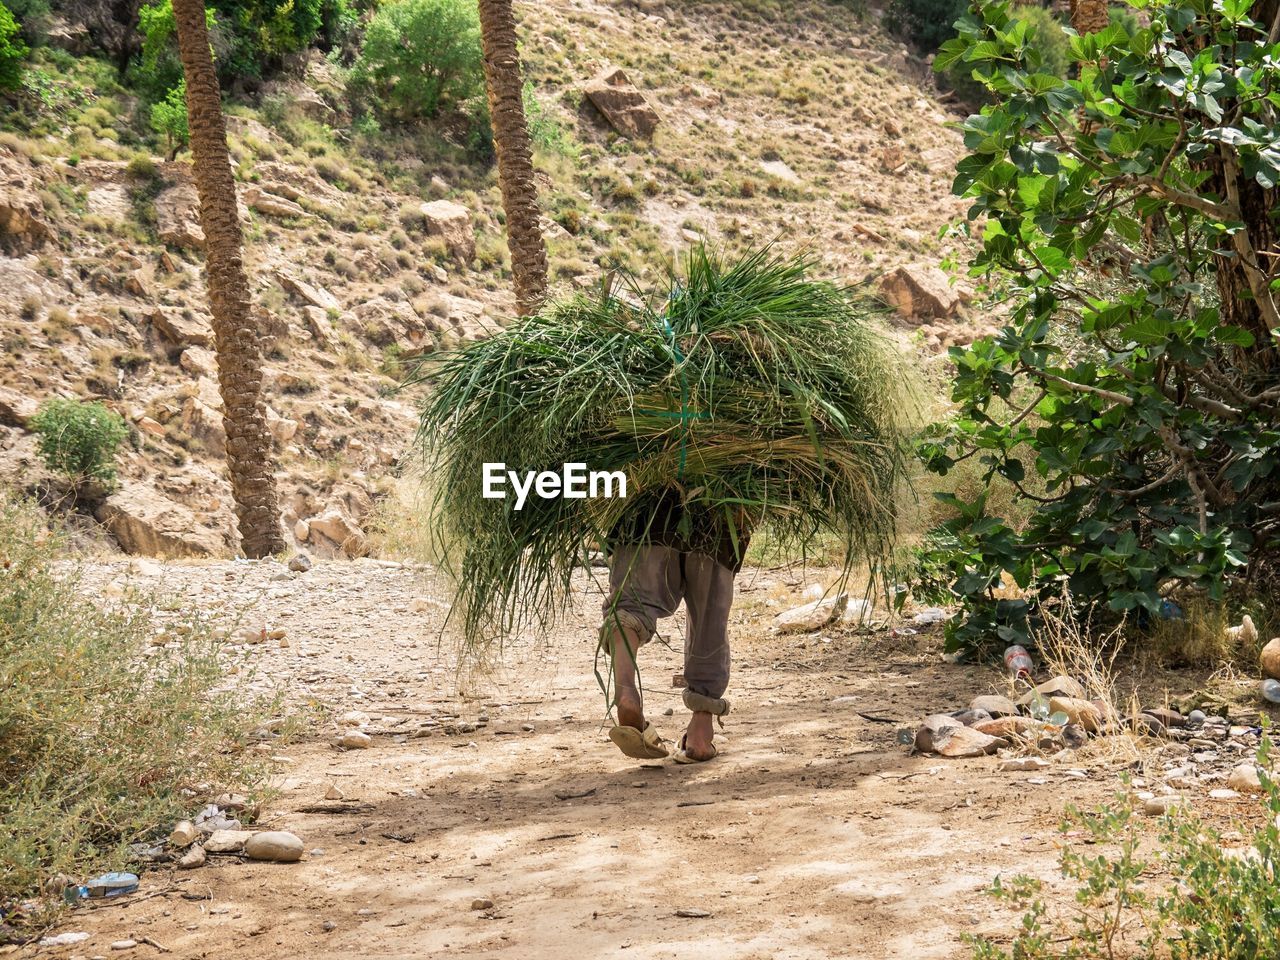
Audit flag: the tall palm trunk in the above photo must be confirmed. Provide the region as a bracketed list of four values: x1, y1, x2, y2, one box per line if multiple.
[477, 0, 548, 317]
[171, 0, 284, 557]
[1068, 0, 1110, 34]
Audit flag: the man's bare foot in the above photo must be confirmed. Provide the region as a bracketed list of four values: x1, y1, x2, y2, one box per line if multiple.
[682, 711, 716, 760]
[610, 626, 646, 730]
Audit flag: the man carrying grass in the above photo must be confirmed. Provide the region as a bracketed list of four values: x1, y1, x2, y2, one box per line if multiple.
[601, 493, 749, 764]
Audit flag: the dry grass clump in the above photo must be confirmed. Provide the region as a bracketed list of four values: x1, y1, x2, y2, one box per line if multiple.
[0, 499, 269, 904]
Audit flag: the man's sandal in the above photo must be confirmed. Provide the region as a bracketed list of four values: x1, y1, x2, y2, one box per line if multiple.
[672, 690, 729, 764]
[609, 721, 670, 759]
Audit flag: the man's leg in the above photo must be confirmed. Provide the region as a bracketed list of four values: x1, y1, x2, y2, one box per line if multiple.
[600, 544, 682, 733]
[680, 552, 734, 760]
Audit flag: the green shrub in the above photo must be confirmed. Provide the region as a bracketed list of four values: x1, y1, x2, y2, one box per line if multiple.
[352, 0, 483, 122]
[29, 398, 129, 489]
[1011, 5, 1070, 79]
[970, 735, 1280, 959]
[886, 0, 967, 52]
[0, 498, 267, 904]
[0, 1, 28, 93]
[150, 80, 188, 159]
[136, 0, 211, 100]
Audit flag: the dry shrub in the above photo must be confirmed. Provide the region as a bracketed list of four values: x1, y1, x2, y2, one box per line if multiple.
[0, 499, 269, 904]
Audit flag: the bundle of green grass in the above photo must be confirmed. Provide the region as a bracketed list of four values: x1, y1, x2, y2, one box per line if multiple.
[410, 245, 918, 645]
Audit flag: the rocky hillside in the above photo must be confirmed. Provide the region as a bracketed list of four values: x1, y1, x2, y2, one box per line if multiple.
[0, 0, 980, 559]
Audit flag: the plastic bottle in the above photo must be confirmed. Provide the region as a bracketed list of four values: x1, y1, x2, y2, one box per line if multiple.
[1262, 679, 1280, 704]
[1004, 644, 1033, 678]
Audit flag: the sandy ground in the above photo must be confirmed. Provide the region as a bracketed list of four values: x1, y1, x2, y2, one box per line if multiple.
[25, 556, 1127, 960]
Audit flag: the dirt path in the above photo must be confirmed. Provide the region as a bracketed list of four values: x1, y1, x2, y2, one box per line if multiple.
[33, 558, 1117, 960]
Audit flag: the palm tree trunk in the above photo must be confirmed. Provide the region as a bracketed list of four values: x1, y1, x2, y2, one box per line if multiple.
[477, 0, 548, 317]
[1068, 0, 1110, 34]
[171, 0, 284, 558]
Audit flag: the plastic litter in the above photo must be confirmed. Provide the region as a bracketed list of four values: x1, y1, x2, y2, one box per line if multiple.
[1262, 679, 1280, 704]
[912, 607, 947, 625]
[78, 872, 138, 900]
[1003, 644, 1033, 678]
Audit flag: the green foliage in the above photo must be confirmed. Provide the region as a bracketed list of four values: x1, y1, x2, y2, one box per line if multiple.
[886, 0, 967, 52]
[352, 0, 483, 122]
[0, 1, 28, 93]
[150, 80, 188, 158]
[136, 0, 212, 101]
[524, 82, 576, 157]
[411, 244, 919, 645]
[5, 0, 47, 45]
[0, 498, 267, 904]
[1011, 5, 1070, 79]
[29, 398, 129, 489]
[920, 0, 1280, 652]
[970, 736, 1280, 959]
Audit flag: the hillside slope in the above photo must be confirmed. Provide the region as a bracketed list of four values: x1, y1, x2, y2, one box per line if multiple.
[0, 0, 976, 558]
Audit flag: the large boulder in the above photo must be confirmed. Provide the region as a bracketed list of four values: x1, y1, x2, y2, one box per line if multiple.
[151, 309, 214, 348]
[155, 182, 205, 249]
[278, 271, 340, 313]
[879, 264, 960, 321]
[0, 385, 38, 427]
[307, 506, 368, 559]
[0, 151, 51, 253]
[584, 67, 660, 138]
[96, 484, 226, 557]
[243, 186, 306, 220]
[181, 396, 226, 453]
[419, 200, 475, 264]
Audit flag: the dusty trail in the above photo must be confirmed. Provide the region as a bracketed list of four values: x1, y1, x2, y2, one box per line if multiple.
[39, 558, 1109, 960]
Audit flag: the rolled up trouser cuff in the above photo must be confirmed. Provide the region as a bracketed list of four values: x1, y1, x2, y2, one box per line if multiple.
[598, 607, 654, 655]
[683, 688, 730, 716]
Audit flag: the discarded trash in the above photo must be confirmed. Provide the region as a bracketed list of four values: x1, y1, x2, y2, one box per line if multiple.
[76, 872, 138, 900]
[912, 607, 947, 625]
[1003, 644, 1033, 678]
[39, 932, 90, 947]
[1262, 678, 1280, 704]
[1158, 598, 1183, 620]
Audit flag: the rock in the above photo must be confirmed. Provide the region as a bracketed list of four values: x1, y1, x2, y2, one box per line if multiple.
[1228, 762, 1264, 793]
[1210, 788, 1242, 800]
[471, 897, 494, 911]
[1048, 696, 1103, 732]
[111, 939, 138, 951]
[181, 396, 226, 453]
[1143, 794, 1184, 816]
[914, 714, 1001, 757]
[302, 306, 336, 347]
[973, 715, 1039, 739]
[760, 159, 801, 184]
[1188, 709, 1208, 725]
[584, 66, 661, 138]
[970, 694, 1018, 718]
[0, 150, 51, 252]
[262, 79, 335, 123]
[279, 272, 340, 312]
[879, 264, 960, 320]
[1133, 713, 1168, 737]
[339, 730, 372, 749]
[244, 831, 304, 863]
[177, 844, 206, 869]
[38, 932, 90, 948]
[1227, 614, 1258, 646]
[151, 309, 214, 348]
[308, 508, 369, 559]
[96, 485, 226, 558]
[294, 518, 311, 542]
[1016, 675, 1087, 707]
[1144, 707, 1186, 729]
[0, 384, 38, 427]
[179, 346, 217, 378]
[951, 708, 991, 726]
[419, 200, 475, 263]
[773, 593, 847, 633]
[288, 553, 312, 573]
[1261, 637, 1280, 680]
[45, 16, 90, 53]
[204, 828, 254, 853]
[1062, 723, 1089, 748]
[324, 784, 343, 800]
[265, 406, 298, 445]
[170, 820, 199, 847]
[87, 183, 131, 222]
[998, 757, 1050, 772]
[243, 186, 306, 219]
[155, 181, 205, 249]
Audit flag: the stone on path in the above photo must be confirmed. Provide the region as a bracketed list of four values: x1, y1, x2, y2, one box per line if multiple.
[998, 757, 1050, 772]
[204, 829, 254, 853]
[970, 694, 1018, 718]
[773, 594, 847, 633]
[1261, 636, 1280, 680]
[177, 844, 206, 870]
[244, 831, 304, 863]
[914, 714, 1001, 757]
[1016, 675, 1086, 707]
[1228, 763, 1263, 794]
[879, 264, 959, 320]
[471, 897, 494, 911]
[339, 730, 372, 749]
[1048, 696, 1103, 732]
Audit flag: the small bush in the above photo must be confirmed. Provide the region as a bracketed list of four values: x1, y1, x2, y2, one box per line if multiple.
[352, 0, 483, 122]
[149, 80, 188, 160]
[29, 397, 129, 489]
[0, 499, 266, 904]
[0, 1, 28, 93]
[970, 735, 1280, 959]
